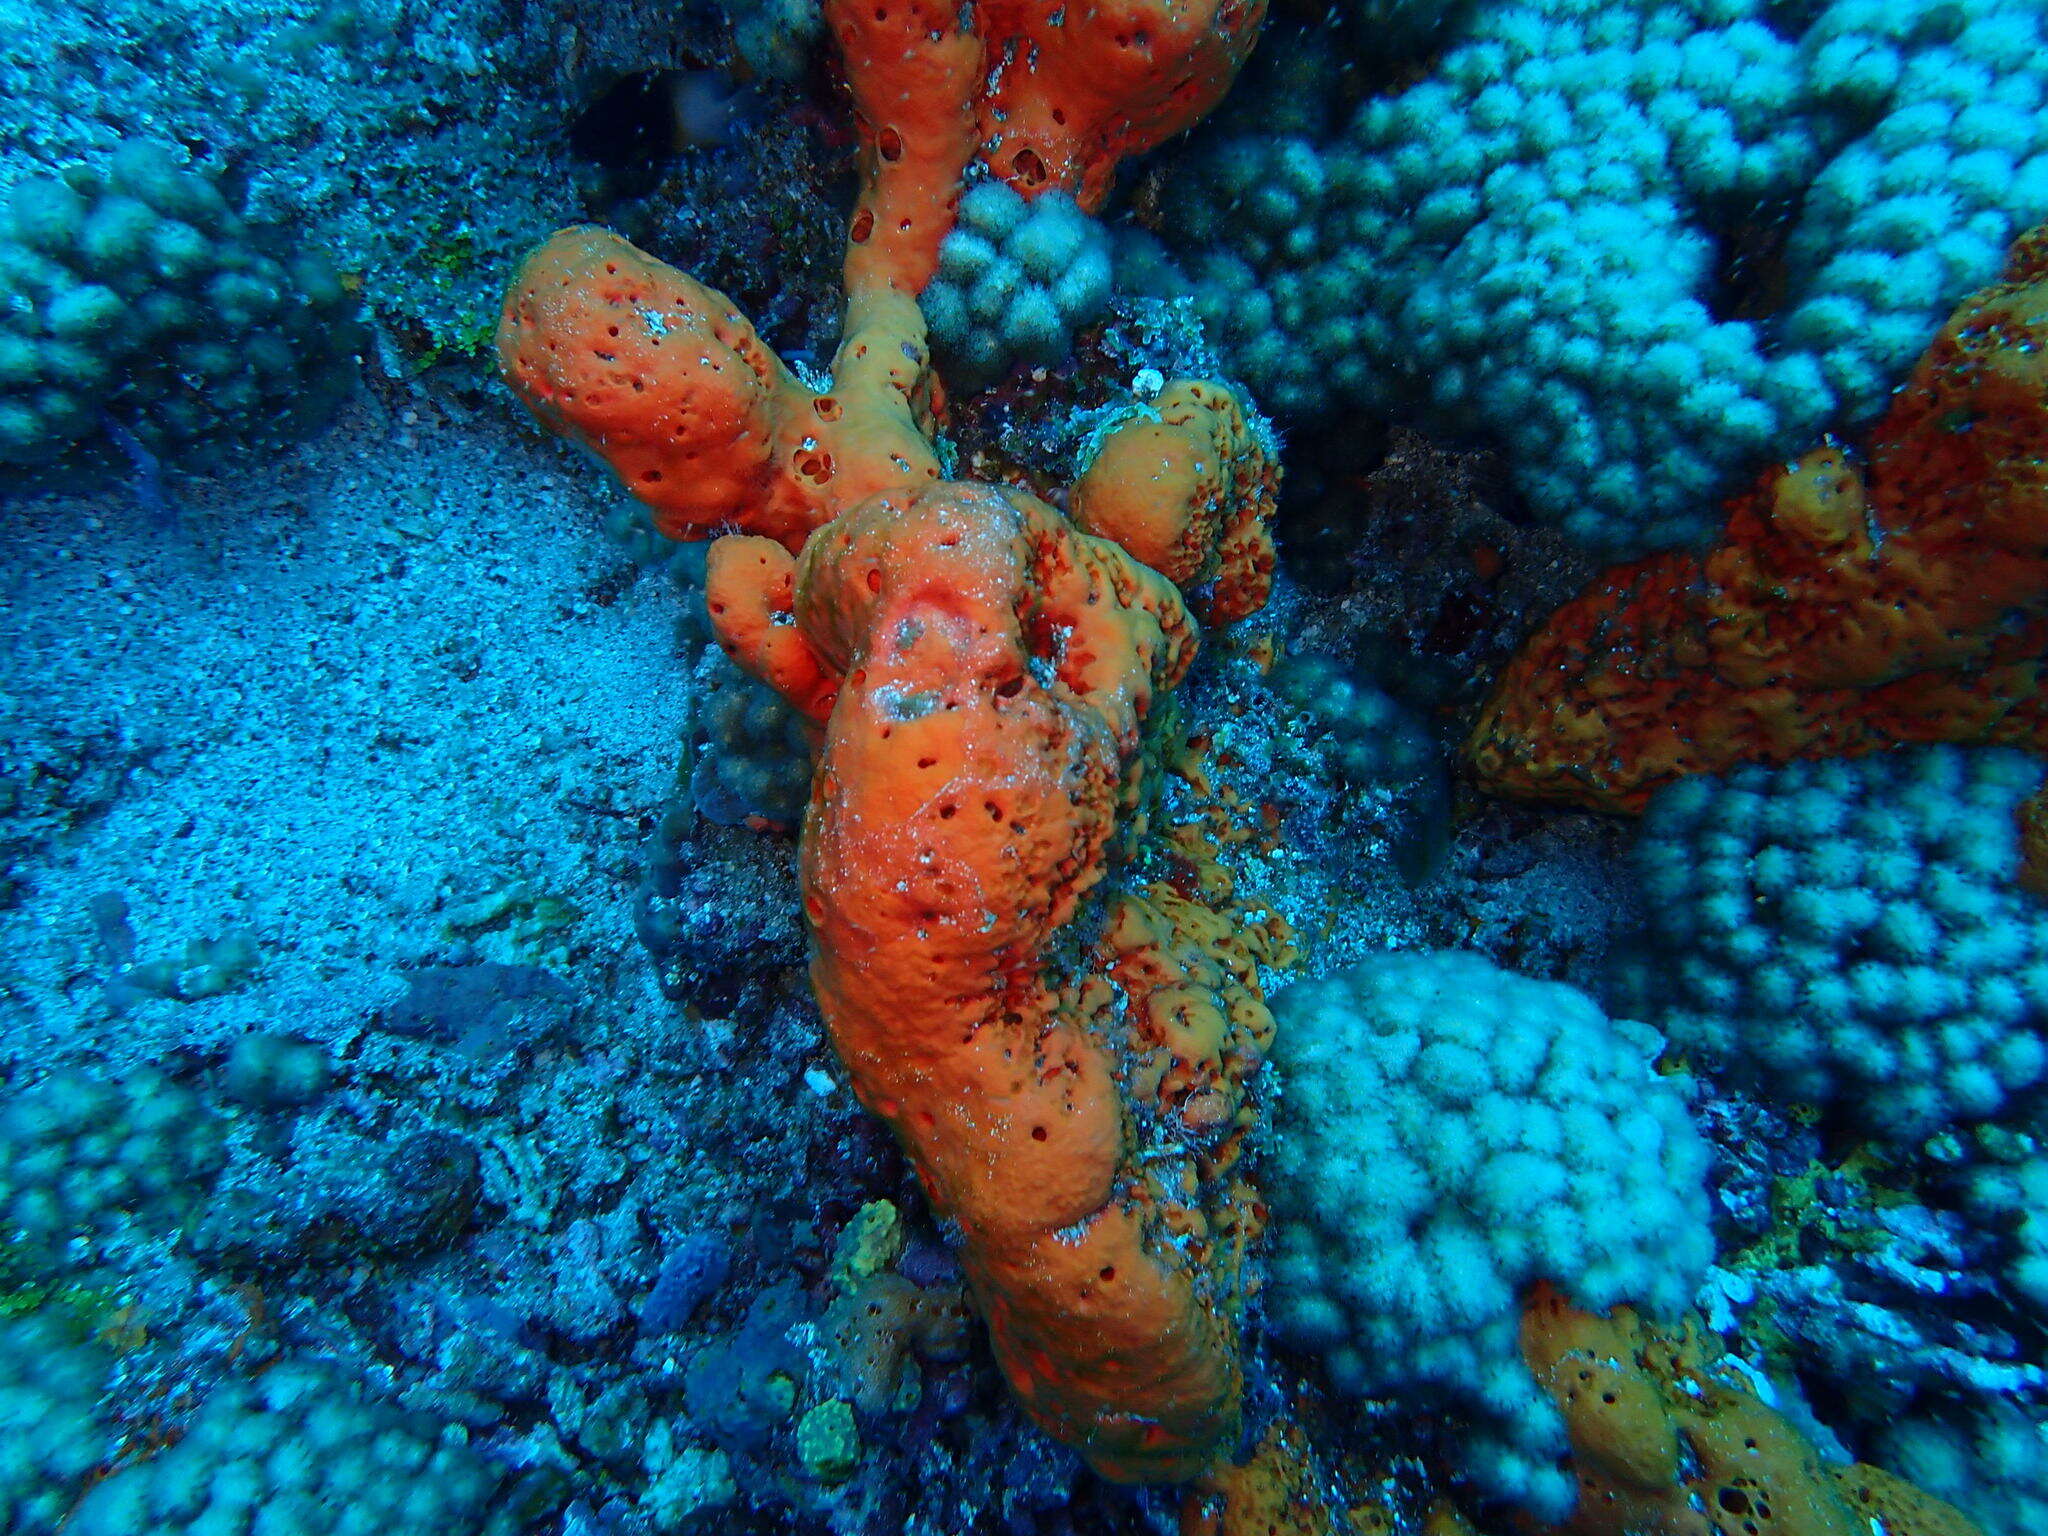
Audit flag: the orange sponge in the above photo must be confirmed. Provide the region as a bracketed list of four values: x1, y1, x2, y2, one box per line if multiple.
[1521, 1286, 1983, 1535]
[825, 0, 985, 295]
[1071, 380, 1279, 626]
[1179, 1420, 1344, 1536]
[502, 233, 1278, 1483]
[976, 0, 1270, 210]
[1466, 223, 2048, 814]
[497, 227, 943, 549]
[732, 481, 1256, 1480]
[825, 0, 1268, 291]
[498, 0, 1276, 1482]
[702, 537, 842, 724]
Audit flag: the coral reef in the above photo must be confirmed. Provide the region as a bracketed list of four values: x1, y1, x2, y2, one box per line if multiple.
[0, 1312, 113, 1536]
[7, 0, 2043, 1532]
[1630, 747, 2048, 1139]
[0, 1065, 225, 1275]
[1883, 1404, 2048, 1536]
[67, 1358, 536, 1536]
[1266, 951, 1712, 1515]
[716, 0, 824, 81]
[1467, 223, 2048, 814]
[0, 0, 737, 351]
[1137, 0, 2048, 554]
[1957, 1138, 2048, 1319]
[0, 139, 355, 480]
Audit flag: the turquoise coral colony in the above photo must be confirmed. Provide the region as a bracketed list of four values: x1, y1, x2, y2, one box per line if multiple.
[0, 0, 2046, 1533]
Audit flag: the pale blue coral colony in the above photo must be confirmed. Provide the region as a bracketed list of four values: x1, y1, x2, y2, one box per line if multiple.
[921, 182, 1116, 392]
[4, 0, 2048, 1530]
[0, 142, 354, 477]
[1636, 749, 2048, 1139]
[1267, 952, 1713, 1517]
[1144, 0, 2048, 552]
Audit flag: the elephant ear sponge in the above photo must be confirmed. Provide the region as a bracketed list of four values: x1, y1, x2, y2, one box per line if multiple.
[1263, 950, 1712, 1519]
